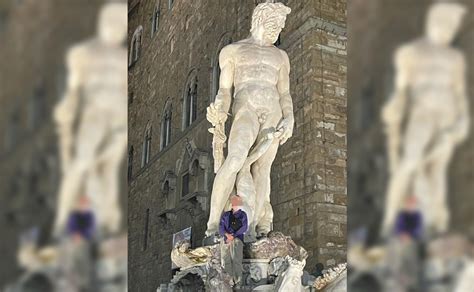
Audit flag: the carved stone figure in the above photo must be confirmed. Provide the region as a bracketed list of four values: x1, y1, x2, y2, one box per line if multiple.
[206, 2, 293, 237]
[244, 231, 308, 261]
[171, 240, 213, 269]
[313, 263, 347, 291]
[53, 3, 127, 236]
[381, 2, 469, 236]
[274, 256, 306, 292]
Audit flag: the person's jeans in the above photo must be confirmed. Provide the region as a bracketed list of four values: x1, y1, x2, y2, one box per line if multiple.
[221, 238, 243, 285]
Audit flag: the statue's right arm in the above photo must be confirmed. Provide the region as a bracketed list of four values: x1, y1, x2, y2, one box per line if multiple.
[213, 45, 235, 115]
[382, 46, 410, 127]
[54, 46, 83, 126]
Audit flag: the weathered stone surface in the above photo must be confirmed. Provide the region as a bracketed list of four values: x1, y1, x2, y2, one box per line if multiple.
[244, 232, 308, 262]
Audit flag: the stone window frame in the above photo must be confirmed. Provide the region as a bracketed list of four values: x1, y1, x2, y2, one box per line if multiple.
[129, 25, 143, 67]
[210, 32, 233, 102]
[141, 122, 152, 167]
[128, 145, 134, 181]
[142, 208, 150, 251]
[181, 171, 190, 198]
[151, 0, 161, 37]
[160, 99, 172, 150]
[161, 171, 177, 211]
[175, 140, 212, 212]
[181, 70, 198, 130]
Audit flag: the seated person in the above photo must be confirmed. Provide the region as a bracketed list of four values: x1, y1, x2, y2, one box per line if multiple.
[394, 194, 423, 241]
[67, 195, 96, 242]
[219, 195, 248, 286]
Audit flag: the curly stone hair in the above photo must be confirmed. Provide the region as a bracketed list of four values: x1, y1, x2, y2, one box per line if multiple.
[251, 2, 291, 33]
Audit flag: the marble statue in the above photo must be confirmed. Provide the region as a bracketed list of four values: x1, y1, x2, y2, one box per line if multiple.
[273, 256, 306, 292]
[171, 240, 213, 269]
[206, 1, 293, 237]
[313, 263, 347, 292]
[381, 2, 469, 236]
[53, 3, 127, 237]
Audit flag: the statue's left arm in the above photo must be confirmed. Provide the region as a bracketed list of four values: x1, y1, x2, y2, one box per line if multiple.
[277, 50, 294, 145]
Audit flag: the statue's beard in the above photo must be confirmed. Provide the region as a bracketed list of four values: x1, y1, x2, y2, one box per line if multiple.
[263, 28, 281, 44]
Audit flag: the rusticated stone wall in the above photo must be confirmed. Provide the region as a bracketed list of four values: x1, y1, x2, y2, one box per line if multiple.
[128, 0, 347, 290]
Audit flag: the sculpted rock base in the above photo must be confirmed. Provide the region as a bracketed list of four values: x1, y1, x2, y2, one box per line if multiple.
[165, 232, 315, 292]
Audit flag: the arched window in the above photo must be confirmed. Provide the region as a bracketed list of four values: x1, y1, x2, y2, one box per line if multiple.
[128, 146, 134, 180]
[151, 2, 160, 36]
[211, 33, 232, 101]
[141, 123, 152, 167]
[182, 73, 198, 130]
[129, 26, 143, 67]
[160, 100, 172, 150]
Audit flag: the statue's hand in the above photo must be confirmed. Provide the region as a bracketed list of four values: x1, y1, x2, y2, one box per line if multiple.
[276, 115, 294, 145]
[206, 102, 228, 126]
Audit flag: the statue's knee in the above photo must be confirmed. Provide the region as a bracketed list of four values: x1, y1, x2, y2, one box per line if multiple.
[226, 155, 246, 173]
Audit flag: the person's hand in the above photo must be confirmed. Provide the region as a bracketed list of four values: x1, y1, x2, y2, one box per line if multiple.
[399, 232, 412, 244]
[207, 102, 228, 126]
[73, 233, 83, 244]
[276, 115, 294, 145]
[225, 233, 234, 242]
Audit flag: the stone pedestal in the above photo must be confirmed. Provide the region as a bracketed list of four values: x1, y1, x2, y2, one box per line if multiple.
[242, 259, 271, 290]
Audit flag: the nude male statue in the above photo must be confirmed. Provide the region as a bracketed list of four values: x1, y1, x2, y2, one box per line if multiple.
[206, 2, 293, 236]
[381, 2, 469, 236]
[53, 3, 127, 237]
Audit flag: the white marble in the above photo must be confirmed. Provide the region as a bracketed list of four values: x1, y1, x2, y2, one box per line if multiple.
[53, 3, 128, 236]
[206, 2, 293, 237]
[381, 2, 469, 236]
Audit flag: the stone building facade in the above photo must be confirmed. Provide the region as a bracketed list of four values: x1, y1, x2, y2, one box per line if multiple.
[348, 0, 474, 240]
[0, 0, 104, 286]
[128, 0, 347, 290]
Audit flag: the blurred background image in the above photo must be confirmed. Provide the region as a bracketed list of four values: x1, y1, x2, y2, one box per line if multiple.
[0, 0, 127, 291]
[348, 0, 473, 291]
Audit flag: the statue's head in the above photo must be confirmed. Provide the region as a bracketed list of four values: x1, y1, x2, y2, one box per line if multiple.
[98, 3, 127, 45]
[426, 2, 466, 45]
[251, 2, 291, 45]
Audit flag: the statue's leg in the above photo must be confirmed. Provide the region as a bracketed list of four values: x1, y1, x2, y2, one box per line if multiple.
[382, 121, 434, 236]
[206, 109, 259, 235]
[429, 142, 454, 234]
[252, 140, 279, 235]
[96, 129, 127, 235]
[54, 116, 107, 237]
[252, 112, 282, 235]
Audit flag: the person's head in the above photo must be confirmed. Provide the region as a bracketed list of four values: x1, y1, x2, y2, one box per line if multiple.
[230, 195, 243, 211]
[250, 2, 291, 45]
[403, 194, 418, 212]
[315, 262, 324, 273]
[98, 3, 127, 45]
[425, 2, 466, 45]
[76, 195, 90, 212]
